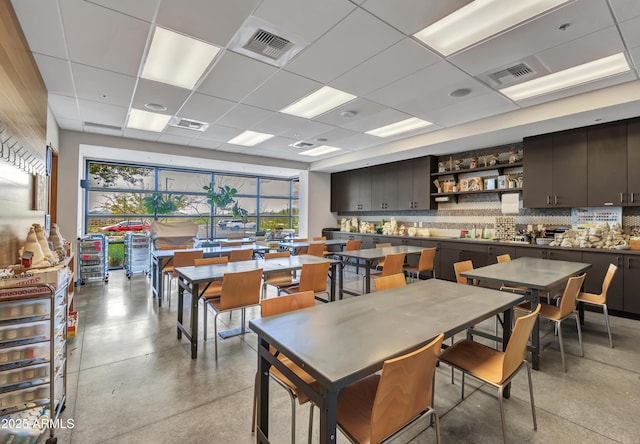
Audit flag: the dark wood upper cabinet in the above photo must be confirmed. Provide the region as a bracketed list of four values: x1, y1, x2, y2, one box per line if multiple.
[627, 117, 640, 206]
[412, 157, 434, 210]
[552, 128, 587, 207]
[330, 171, 348, 212]
[587, 121, 627, 206]
[523, 133, 553, 207]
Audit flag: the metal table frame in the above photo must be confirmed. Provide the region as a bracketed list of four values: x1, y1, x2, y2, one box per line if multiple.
[250, 279, 524, 444]
[175, 255, 339, 359]
[150, 244, 268, 306]
[460, 256, 591, 370]
[332, 245, 424, 296]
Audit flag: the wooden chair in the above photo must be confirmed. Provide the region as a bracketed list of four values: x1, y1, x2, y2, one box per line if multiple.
[166, 250, 203, 307]
[305, 242, 325, 257]
[440, 307, 540, 444]
[528, 274, 586, 372]
[368, 253, 406, 294]
[262, 251, 296, 298]
[339, 239, 362, 274]
[577, 263, 617, 348]
[313, 236, 326, 241]
[373, 273, 407, 292]
[323, 333, 445, 444]
[454, 260, 475, 285]
[373, 243, 392, 271]
[294, 238, 309, 255]
[194, 256, 228, 301]
[251, 291, 316, 443]
[404, 247, 436, 282]
[203, 268, 262, 360]
[229, 248, 253, 262]
[280, 261, 331, 302]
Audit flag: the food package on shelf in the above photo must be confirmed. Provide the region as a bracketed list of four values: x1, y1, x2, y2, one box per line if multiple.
[0, 264, 69, 290]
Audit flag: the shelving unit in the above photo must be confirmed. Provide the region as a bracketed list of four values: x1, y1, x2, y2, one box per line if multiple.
[0, 283, 68, 444]
[77, 234, 109, 285]
[431, 162, 523, 203]
[124, 232, 150, 279]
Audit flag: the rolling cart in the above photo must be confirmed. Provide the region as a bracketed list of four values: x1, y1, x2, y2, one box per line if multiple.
[124, 232, 150, 279]
[77, 234, 109, 285]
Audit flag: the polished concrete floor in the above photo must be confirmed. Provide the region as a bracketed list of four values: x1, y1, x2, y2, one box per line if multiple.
[58, 267, 640, 443]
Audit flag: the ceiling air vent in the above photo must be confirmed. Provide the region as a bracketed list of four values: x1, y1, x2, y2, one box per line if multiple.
[244, 29, 293, 61]
[488, 62, 536, 86]
[289, 141, 314, 149]
[84, 121, 122, 131]
[169, 117, 209, 132]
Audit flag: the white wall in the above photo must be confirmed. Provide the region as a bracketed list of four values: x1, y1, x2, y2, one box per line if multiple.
[56, 130, 327, 242]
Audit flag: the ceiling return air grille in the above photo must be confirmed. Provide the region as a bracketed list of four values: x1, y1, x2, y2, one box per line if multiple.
[289, 141, 314, 149]
[488, 62, 536, 85]
[169, 117, 209, 132]
[244, 29, 293, 60]
[83, 121, 122, 131]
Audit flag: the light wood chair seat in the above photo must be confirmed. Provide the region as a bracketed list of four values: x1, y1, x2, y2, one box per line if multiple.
[373, 273, 407, 292]
[577, 263, 617, 348]
[404, 247, 436, 282]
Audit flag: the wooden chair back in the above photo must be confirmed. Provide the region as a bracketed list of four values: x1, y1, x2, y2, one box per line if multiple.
[264, 251, 292, 281]
[265, 251, 290, 259]
[298, 261, 330, 293]
[219, 268, 263, 311]
[261, 291, 315, 318]
[417, 248, 437, 273]
[497, 254, 511, 263]
[502, 306, 540, 382]
[172, 250, 204, 276]
[221, 241, 242, 247]
[558, 274, 586, 318]
[454, 260, 474, 285]
[158, 245, 189, 250]
[307, 242, 326, 257]
[370, 333, 444, 443]
[597, 263, 617, 301]
[381, 253, 406, 277]
[374, 274, 407, 292]
[345, 239, 361, 251]
[229, 248, 253, 262]
[295, 238, 308, 243]
[313, 236, 326, 241]
[194, 257, 228, 266]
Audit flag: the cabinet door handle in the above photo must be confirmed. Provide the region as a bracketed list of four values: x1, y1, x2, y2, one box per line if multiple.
[632, 192, 635, 203]
[554, 195, 558, 205]
[546, 196, 551, 205]
[620, 192, 624, 204]
[627, 258, 631, 270]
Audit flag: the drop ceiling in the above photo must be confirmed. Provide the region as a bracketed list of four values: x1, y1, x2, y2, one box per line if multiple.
[10, 0, 640, 173]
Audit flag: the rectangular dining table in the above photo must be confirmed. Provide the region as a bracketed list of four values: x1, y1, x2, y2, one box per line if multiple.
[460, 256, 591, 370]
[150, 244, 269, 306]
[332, 245, 424, 295]
[250, 279, 525, 444]
[278, 239, 346, 255]
[175, 255, 339, 359]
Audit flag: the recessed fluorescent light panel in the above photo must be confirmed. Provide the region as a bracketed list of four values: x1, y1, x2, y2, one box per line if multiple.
[414, 0, 570, 56]
[280, 86, 356, 119]
[126, 109, 171, 132]
[227, 130, 274, 146]
[500, 53, 631, 101]
[366, 117, 432, 138]
[142, 27, 221, 89]
[298, 145, 341, 156]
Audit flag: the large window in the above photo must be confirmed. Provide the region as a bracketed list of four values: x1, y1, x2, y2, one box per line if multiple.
[85, 161, 299, 265]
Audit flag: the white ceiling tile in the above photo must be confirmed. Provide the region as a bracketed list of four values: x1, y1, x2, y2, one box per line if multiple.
[536, 26, 626, 72]
[310, 128, 360, 149]
[131, 79, 192, 115]
[243, 71, 322, 111]
[86, 0, 160, 22]
[619, 15, 640, 49]
[59, 0, 149, 76]
[215, 104, 274, 129]
[82, 124, 123, 136]
[340, 108, 413, 133]
[422, 93, 519, 127]
[610, 0, 640, 21]
[48, 94, 80, 120]
[10, 0, 67, 59]
[330, 38, 440, 96]
[199, 125, 244, 142]
[252, 114, 335, 139]
[314, 98, 387, 127]
[122, 128, 161, 141]
[360, 0, 472, 35]
[188, 138, 222, 150]
[33, 54, 75, 97]
[164, 126, 204, 138]
[54, 117, 83, 131]
[196, 51, 278, 102]
[212, 143, 249, 154]
[253, 0, 355, 42]
[156, 0, 259, 47]
[629, 46, 640, 71]
[449, 0, 615, 76]
[177, 93, 236, 123]
[285, 9, 404, 83]
[327, 133, 381, 151]
[72, 63, 136, 108]
[78, 99, 128, 127]
[252, 136, 297, 151]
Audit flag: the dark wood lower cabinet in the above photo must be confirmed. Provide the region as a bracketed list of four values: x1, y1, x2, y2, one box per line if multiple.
[623, 256, 640, 314]
[582, 252, 623, 312]
[438, 247, 461, 282]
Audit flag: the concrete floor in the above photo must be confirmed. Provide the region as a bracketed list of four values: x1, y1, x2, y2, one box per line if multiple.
[58, 267, 640, 443]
